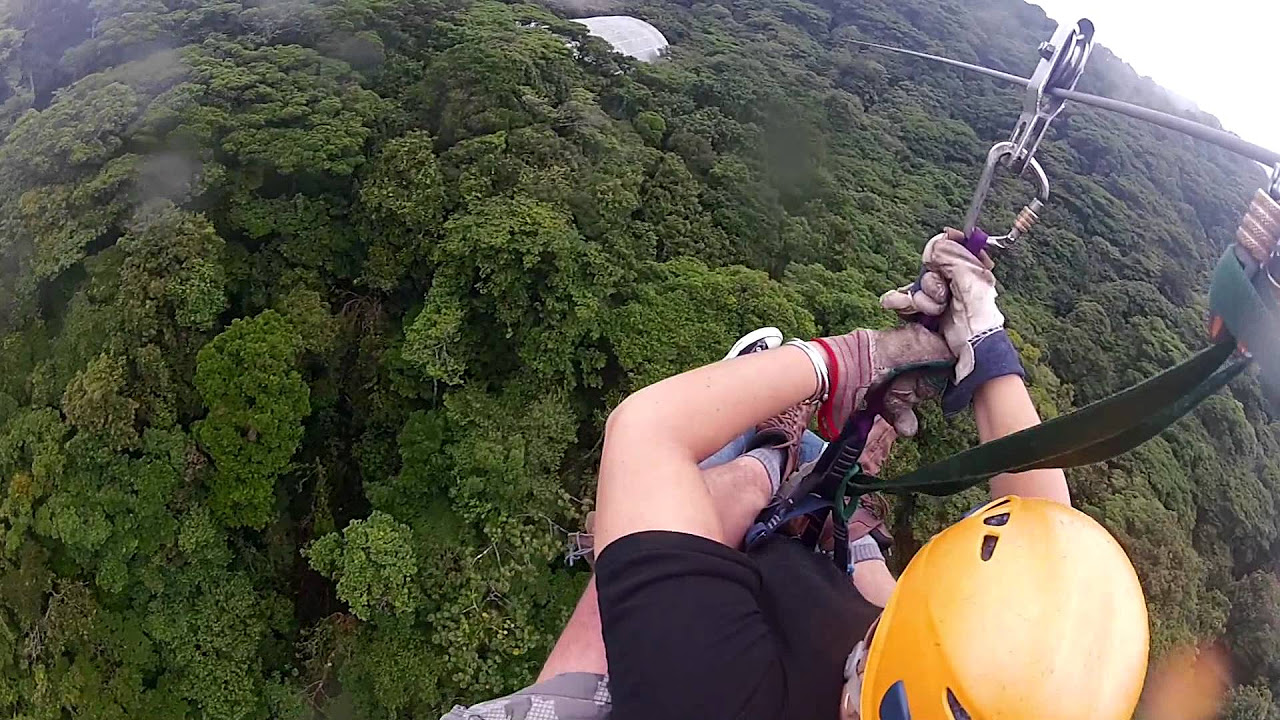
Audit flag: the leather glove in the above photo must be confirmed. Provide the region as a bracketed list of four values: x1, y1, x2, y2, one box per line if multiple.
[879, 227, 1025, 413]
[857, 417, 897, 475]
[812, 324, 953, 440]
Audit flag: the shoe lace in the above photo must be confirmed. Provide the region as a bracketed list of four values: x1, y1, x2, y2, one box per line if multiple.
[859, 492, 890, 522]
[760, 404, 811, 449]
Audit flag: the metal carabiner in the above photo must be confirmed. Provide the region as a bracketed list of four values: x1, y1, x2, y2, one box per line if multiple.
[962, 141, 1050, 249]
[1269, 163, 1280, 202]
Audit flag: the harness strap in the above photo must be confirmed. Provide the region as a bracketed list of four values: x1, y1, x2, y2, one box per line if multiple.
[865, 340, 1243, 496]
[745, 493, 834, 548]
[1210, 247, 1280, 394]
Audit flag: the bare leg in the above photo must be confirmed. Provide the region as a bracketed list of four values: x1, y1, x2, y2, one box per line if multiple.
[538, 576, 606, 682]
[852, 559, 896, 608]
[537, 455, 773, 680]
[702, 455, 773, 547]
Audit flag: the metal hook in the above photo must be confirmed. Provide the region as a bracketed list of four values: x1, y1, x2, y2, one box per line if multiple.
[963, 141, 1050, 248]
[1009, 19, 1095, 173]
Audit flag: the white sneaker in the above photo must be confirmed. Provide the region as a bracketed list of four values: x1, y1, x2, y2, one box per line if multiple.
[724, 326, 783, 360]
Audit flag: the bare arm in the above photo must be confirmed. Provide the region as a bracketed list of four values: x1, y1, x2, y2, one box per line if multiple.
[973, 375, 1070, 505]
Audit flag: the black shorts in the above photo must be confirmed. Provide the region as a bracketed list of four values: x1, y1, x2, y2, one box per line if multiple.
[595, 531, 878, 720]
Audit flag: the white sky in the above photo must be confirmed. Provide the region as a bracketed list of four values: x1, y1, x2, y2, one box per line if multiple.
[1033, 0, 1280, 158]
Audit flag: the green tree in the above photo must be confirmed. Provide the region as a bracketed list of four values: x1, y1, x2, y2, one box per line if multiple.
[0, 0, 1273, 715]
[608, 258, 817, 390]
[1224, 684, 1280, 720]
[306, 511, 421, 620]
[61, 353, 138, 450]
[356, 130, 446, 291]
[174, 40, 386, 178]
[194, 311, 309, 528]
[633, 110, 666, 147]
[1227, 571, 1280, 689]
[116, 202, 228, 343]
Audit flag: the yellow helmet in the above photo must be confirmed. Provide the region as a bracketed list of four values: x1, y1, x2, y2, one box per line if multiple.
[853, 496, 1149, 720]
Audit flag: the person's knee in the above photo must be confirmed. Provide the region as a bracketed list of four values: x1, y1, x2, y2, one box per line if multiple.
[604, 394, 658, 444]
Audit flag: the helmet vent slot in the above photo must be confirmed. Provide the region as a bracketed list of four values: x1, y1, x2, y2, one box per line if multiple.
[980, 534, 998, 561]
[983, 513, 1010, 526]
[946, 689, 972, 720]
[879, 680, 911, 720]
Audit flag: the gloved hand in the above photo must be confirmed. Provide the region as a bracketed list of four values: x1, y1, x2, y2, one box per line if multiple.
[811, 324, 953, 440]
[879, 227, 1026, 413]
[857, 417, 897, 475]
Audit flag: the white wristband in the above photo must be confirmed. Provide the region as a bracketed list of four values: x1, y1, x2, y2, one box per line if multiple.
[785, 339, 830, 404]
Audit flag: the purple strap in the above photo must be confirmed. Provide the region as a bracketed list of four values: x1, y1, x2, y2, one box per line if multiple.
[961, 228, 990, 257]
[917, 312, 942, 332]
[840, 385, 888, 463]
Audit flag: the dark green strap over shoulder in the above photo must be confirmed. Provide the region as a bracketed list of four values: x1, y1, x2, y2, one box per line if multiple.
[1210, 247, 1280, 395]
[854, 245, 1267, 497]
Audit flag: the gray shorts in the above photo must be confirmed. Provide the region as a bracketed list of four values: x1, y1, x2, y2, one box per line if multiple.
[441, 672, 611, 720]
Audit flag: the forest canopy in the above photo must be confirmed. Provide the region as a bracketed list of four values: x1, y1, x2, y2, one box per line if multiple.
[0, 0, 1276, 717]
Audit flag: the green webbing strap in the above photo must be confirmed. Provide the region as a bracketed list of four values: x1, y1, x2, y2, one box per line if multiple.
[853, 340, 1241, 496]
[848, 246, 1269, 498]
[1210, 248, 1280, 395]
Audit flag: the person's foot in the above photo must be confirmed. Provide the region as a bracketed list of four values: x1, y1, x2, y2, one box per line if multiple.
[700, 327, 786, 471]
[777, 429, 827, 496]
[723, 326, 783, 360]
[749, 401, 817, 489]
[815, 492, 894, 556]
[812, 324, 952, 440]
[857, 417, 897, 475]
[849, 492, 894, 551]
[565, 511, 596, 568]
